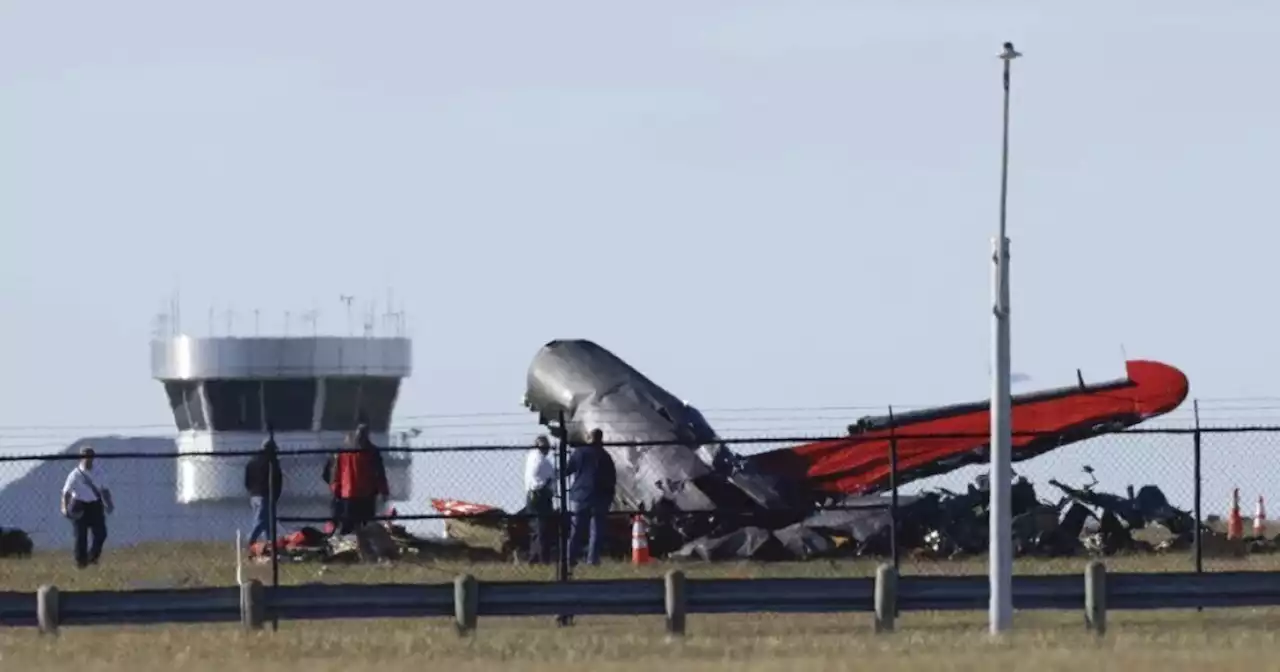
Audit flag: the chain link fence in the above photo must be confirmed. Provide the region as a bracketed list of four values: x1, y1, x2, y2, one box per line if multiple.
[2, 424, 1278, 592]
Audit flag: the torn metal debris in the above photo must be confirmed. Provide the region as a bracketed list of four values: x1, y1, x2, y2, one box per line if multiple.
[247, 520, 506, 565]
[432, 468, 1273, 564]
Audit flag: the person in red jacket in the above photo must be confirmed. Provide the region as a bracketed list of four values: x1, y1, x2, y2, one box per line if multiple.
[325, 424, 389, 535]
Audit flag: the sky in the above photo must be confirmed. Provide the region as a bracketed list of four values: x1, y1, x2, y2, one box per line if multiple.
[3, 1, 1280, 529]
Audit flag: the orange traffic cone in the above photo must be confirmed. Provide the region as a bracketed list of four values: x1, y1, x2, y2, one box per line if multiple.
[631, 515, 651, 565]
[1227, 488, 1244, 540]
[1254, 496, 1267, 538]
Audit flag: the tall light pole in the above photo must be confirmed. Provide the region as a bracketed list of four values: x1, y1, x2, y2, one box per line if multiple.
[990, 40, 1021, 636]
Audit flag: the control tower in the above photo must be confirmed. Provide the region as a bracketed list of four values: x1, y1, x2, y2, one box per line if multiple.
[150, 334, 414, 508]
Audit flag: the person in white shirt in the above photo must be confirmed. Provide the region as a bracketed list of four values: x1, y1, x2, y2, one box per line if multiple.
[60, 446, 114, 568]
[523, 435, 557, 564]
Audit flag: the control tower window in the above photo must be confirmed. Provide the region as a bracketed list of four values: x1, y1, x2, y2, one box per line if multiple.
[321, 377, 400, 433]
[164, 381, 206, 431]
[321, 379, 361, 431]
[205, 380, 265, 431]
[185, 384, 207, 430]
[358, 378, 400, 432]
[164, 382, 190, 431]
[262, 379, 317, 432]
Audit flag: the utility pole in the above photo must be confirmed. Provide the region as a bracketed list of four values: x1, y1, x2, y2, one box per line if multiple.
[989, 40, 1021, 636]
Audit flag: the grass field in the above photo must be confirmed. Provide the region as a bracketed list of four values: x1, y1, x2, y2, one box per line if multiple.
[4, 544, 1279, 670]
[1, 540, 1276, 591]
[4, 610, 1280, 671]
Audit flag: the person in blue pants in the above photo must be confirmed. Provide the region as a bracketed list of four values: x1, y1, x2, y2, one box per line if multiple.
[243, 438, 284, 547]
[565, 428, 616, 566]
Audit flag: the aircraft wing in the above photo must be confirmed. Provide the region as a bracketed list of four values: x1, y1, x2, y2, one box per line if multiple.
[747, 360, 1189, 497]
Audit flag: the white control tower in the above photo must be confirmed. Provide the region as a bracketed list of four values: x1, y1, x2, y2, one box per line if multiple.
[150, 334, 413, 508]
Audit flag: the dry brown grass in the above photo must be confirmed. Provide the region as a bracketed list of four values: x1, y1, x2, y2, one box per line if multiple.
[3, 610, 1280, 671]
[4, 544, 1279, 671]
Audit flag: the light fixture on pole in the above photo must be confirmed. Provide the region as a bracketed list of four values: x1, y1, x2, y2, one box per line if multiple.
[990, 40, 1021, 636]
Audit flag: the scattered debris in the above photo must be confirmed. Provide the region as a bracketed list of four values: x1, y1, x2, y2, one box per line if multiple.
[247, 519, 505, 565]
[431, 467, 1279, 564]
[237, 468, 1273, 567]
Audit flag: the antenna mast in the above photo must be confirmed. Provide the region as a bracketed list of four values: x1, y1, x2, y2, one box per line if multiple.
[340, 295, 355, 336]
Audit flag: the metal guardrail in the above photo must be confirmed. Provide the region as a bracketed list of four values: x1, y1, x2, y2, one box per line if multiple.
[9, 564, 1280, 635]
[0, 590, 35, 627]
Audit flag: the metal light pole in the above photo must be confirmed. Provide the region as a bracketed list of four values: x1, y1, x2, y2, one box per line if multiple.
[989, 40, 1021, 636]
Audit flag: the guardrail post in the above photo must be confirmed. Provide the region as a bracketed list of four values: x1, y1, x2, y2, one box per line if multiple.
[240, 579, 264, 631]
[36, 585, 59, 636]
[874, 563, 897, 633]
[1084, 560, 1106, 636]
[664, 569, 686, 637]
[455, 574, 478, 635]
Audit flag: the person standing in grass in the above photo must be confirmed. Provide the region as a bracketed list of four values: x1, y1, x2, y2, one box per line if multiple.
[243, 437, 284, 548]
[60, 446, 114, 568]
[328, 424, 389, 534]
[564, 428, 616, 566]
[523, 434, 557, 563]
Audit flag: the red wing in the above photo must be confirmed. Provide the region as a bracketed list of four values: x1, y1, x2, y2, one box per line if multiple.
[751, 360, 1189, 496]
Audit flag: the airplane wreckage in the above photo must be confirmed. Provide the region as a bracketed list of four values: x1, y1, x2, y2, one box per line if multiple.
[417, 339, 1220, 564]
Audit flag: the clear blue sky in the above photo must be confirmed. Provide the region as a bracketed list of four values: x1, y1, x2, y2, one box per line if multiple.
[3, 2, 1279, 518]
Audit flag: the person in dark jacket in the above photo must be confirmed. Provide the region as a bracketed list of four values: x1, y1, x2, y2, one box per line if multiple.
[564, 428, 616, 566]
[244, 438, 284, 547]
[328, 424, 389, 535]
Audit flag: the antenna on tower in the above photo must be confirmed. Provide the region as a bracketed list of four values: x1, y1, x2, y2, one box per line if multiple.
[340, 295, 355, 336]
[362, 300, 375, 338]
[254, 309, 261, 336]
[302, 309, 319, 337]
[391, 298, 406, 337]
[225, 308, 234, 336]
[395, 303, 407, 338]
[284, 310, 291, 336]
[384, 288, 395, 334]
[152, 302, 166, 340]
[173, 285, 183, 336]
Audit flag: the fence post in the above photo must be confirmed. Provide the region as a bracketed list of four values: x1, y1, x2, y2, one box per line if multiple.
[454, 574, 478, 635]
[664, 570, 687, 637]
[555, 410, 573, 627]
[887, 406, 900, 574]
[267, 442, 280, 633]
[240, 579, 264, 630]
[235, 529, 244, 586]
[874, 563, 897, 633]
[36, 585, 59, 636]
[1084, 560, 1106, 636]
[1193, 399, 1203, 575]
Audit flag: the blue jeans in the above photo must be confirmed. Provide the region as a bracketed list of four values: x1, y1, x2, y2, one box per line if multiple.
[248, 496, 272, 546]
[568, 500, 609, 566]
